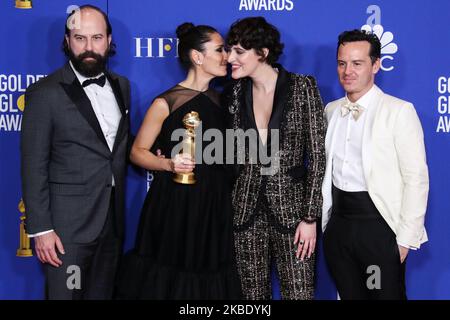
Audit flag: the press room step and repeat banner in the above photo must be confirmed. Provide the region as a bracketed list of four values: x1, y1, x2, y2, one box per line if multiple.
[1, 0, 449, 299]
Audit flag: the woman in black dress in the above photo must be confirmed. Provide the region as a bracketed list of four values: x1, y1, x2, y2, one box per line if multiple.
[117, 23, 241, 299]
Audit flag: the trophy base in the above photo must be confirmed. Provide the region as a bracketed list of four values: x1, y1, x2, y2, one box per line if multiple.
[16, 249, 33, 257]
[15, 1, 32, 9]
[173, 172, 196, 184]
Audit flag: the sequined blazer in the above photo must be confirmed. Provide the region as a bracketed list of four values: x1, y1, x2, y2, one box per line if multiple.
[224, 65, 326, 232]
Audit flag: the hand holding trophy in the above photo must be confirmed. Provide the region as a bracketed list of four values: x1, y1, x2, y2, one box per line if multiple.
[173, 111, 201, 184]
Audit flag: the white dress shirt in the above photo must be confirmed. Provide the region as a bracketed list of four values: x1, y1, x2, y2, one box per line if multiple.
[28, 62, 121, 238]
[330, 85, 413, 250]
[332, 86, 376, 192]
[70, 61, 122, 153]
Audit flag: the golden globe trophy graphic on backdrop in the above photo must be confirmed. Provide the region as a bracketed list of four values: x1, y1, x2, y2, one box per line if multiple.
[15, 0, 33, 9]
[173, 111, 201, 185]
[17, 199, 33, 257]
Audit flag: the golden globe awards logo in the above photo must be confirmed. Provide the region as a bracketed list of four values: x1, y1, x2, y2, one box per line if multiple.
[239, 0, 294, 11]
[134, 37, 179, 58]
[0, 74, 45, 132]
[436, 76, 450, 133]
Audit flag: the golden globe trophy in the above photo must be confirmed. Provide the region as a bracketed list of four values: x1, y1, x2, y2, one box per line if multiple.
[173, 111, 201, 185]
[17, 199, 33, 257]
[15, 0, 33, 9]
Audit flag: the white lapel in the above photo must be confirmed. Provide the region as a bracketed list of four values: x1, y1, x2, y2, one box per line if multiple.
[325, 103, 343, 162]
[322, 100, 344, 231]
[361, 85, 383, 182]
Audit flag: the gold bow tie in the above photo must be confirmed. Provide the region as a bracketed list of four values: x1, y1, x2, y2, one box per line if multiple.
[341, 101, 364, 121]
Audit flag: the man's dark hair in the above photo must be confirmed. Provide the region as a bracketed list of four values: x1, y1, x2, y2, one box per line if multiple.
[337, 29, 381, 64]
[226, 16, 284, 65]
[62, 4, 116, 57]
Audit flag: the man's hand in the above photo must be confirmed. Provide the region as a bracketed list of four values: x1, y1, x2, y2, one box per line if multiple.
[398, 245, 409, 264]
[294, 221, 317, 261]
[34, 231, 65, 267]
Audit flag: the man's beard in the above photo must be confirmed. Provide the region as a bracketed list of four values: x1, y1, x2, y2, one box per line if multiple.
[69, 49, 109, 78]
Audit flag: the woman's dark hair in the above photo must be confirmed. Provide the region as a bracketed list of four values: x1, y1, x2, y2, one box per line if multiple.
[337, 29, 381, 64]
[226, 17, 284, 65]
[62, 5, 116, 57]
[176, 22, 217, 68]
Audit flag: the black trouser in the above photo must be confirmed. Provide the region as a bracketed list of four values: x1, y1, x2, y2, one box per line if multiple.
[45, 189, 122, 300]
[323, 185, 406, 300]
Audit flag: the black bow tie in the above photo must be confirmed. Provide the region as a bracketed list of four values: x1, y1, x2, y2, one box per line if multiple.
[82, 75, 106, 87]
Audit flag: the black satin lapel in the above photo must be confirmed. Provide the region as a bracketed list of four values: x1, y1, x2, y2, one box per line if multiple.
[60, 79, 109, 148]
[112, 114, 128, 154]
[106, 74, 126, 115]
[244, 79, 257, 132]
[269, 65, 289, 131]
[106, 74, 129, 153]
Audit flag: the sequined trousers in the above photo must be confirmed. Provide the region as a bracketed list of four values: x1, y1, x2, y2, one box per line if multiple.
[234, 194, 315, 300]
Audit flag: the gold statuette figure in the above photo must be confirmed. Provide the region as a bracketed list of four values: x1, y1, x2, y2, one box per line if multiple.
[173, 111, 201, 184]
[17, 199, 33, 257]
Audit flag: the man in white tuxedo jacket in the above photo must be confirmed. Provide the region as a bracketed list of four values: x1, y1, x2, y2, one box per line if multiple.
[321, 29, 429, 300]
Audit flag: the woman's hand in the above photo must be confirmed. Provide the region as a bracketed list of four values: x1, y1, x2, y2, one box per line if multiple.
[170, 153, 195, 174]
[294, 221, 316, 261]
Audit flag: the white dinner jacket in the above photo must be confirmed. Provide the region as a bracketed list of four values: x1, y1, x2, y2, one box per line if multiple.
[321, 85, 429, 248]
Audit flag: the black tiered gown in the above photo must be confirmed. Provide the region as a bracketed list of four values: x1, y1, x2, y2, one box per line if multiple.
[117, 85, 241, 299]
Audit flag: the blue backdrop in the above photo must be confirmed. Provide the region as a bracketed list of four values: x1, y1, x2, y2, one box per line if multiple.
[1, 0, 449, 299]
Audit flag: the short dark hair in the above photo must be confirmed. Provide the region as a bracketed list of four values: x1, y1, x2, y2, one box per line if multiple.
[175, 22, 218, 69]
[226, 17, 284, 65]
[337, 29, 381, 64]
[62, 4, 116, 57]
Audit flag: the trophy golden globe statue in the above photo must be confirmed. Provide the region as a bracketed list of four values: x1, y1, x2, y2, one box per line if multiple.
[17, 199, 33, 257]
[173, 111, 201, 185]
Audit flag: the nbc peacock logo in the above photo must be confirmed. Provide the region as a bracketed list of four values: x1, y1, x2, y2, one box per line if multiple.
[361, 24, 398, 72]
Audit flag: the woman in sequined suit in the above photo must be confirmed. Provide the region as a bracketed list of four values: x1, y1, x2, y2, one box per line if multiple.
[224, 17, 326, 299]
